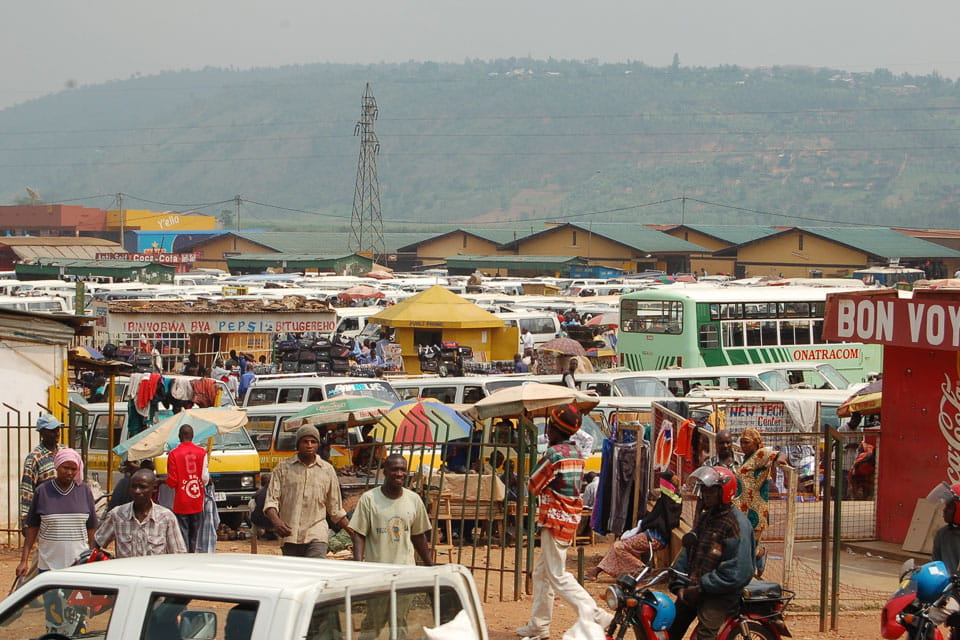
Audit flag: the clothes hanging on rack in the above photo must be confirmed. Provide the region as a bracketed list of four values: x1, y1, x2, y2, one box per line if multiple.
[607, 441, 637, 535]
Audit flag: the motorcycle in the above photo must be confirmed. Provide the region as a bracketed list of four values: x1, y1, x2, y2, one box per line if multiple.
[881, 559, 958, 640]
[603, 564, 794, 640]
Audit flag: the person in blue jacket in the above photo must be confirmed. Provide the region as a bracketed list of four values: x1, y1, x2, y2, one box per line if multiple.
[669, 465, 755, 640]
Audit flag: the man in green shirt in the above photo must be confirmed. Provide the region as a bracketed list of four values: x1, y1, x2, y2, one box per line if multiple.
[351, 454, 433, 566]
[351, 455, 433, 640]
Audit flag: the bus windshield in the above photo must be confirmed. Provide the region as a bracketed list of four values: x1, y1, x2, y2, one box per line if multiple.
[816, 364, 854, 389]
[757, 370, 791, 391]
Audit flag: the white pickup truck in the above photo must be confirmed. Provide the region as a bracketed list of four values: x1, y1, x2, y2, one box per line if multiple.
[0, 554, 488, 640]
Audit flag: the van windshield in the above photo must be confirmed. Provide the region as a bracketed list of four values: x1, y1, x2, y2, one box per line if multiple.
[324, 381, 398, 402]
[212, 428, 256, 450]
[612, 377, 673, 398]
[817, 364, 853, 389]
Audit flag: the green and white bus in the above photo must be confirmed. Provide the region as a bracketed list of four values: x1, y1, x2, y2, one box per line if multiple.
[617, 285, 882, 382]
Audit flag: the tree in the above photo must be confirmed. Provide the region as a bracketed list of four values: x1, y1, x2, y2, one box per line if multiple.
[671, 53, 680, 71]
[219, 209, 234, 228]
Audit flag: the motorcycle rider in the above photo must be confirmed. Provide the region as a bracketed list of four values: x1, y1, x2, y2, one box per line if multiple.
[668, 465, 756, 640]
[932, 483, 960, 574]
[931, 483, 960, 638]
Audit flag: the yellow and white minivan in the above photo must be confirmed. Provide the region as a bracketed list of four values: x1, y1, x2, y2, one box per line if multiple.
[75, 388, 260, 516]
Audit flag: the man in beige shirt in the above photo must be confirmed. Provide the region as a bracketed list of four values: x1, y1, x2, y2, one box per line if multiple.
[264, 425, 351, 557]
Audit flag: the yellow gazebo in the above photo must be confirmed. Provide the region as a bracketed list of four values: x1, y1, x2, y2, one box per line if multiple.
[369, 285, 518, 373]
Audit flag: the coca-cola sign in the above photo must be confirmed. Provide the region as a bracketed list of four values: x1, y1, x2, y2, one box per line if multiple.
[941, 371, 960, 485]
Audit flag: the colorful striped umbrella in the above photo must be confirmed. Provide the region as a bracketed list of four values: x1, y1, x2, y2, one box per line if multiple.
[369, 399, 473, 444]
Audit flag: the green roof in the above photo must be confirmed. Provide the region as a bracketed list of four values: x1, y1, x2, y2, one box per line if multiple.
[501, 223, 708, 254]
[231, 232, 439, 255]
[447, 254, 586, 270]
[16, 258, 174, 283]
[225, 253, 374, 270]
[681, 225, 777, 245]
[717, 227, 960, 259]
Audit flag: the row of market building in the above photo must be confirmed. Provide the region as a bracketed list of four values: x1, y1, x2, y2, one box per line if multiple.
[2, 204, 960, 278]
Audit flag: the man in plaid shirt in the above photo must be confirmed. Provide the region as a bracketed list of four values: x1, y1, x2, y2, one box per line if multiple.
[517, 404, 611, 640]
[96, 469, 186, 558]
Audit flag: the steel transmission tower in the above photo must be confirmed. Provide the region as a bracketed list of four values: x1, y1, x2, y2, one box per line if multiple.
[349, 83, 385, 261]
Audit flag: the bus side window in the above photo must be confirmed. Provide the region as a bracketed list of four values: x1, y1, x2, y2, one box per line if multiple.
[306, 388, 325, 402]
[698, 324, 719, 349]
[463, 387, 483, 404]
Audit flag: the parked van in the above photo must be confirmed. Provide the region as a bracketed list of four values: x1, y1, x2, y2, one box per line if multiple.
[244, 402, 365, 472]
[495, 311, 562, 349]
[524, 371, 674, 398]
[0, 295, 71, 314]
[76, 401, 261, 515]
[647, 364, 794, 397]
[242, 373, 399, 406]
[329, 307, 380, 340]
[390, 375, 528, 405]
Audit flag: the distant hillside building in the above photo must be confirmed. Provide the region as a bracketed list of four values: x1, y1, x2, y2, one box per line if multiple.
[0, 204, 107, 235]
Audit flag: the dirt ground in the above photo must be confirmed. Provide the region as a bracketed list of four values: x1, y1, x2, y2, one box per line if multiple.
[0, 538, 885, 640]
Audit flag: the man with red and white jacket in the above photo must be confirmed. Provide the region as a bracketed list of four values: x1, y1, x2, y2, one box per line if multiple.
[165, 424, 209, 553]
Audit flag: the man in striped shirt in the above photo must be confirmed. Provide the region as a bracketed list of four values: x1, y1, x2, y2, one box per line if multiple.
[19, 414, 65, 530]
[517, 405, 611, 640]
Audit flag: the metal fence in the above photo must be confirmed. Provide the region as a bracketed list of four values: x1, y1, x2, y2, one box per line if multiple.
[0, 409, 47, 547]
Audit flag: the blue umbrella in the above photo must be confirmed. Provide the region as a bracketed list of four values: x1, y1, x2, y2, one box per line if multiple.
[113, 407, 248, 460]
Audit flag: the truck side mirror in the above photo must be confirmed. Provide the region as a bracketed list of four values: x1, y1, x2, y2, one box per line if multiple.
[179, 610, 217, 640]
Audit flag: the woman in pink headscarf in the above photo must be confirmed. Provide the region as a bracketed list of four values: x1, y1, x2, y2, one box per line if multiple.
[16, 448, 98, 578]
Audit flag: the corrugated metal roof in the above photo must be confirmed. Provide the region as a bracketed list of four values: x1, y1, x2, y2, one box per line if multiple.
[499, 223, 707, 254]
[1, 237, 122, 261]
[231, 232, 438, 254]
[795, 227, 960, 259]
[681, 225, 777, 245]
[448, 254, 585, 265]
[228, 253, 359, 262]
[29, 258, 170, 270]
[395, 228, 524, 252]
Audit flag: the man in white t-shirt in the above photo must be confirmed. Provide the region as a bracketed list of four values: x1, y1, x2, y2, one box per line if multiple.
[520, 328, 535, 353]
[351, 454, 433, 639]
[351, 454, 432, 566]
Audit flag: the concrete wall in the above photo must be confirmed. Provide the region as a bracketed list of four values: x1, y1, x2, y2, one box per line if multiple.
[106, 209, 217, 231]
[734, 231, 868, 278]
[662, 228, 737, 275]
[187, 236, 278, 271]
[416, 233, 507, 266]
[515, 227, 640, 271]
[0, 340, 66, 531]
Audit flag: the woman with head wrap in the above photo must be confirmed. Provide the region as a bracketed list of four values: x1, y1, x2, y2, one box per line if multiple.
[586, 471, 683, 581]
[733, 428, 787, 544]
[16, 448, 98, 579]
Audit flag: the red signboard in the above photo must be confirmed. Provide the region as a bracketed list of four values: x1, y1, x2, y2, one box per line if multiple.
[824, 290, 960, 350]
[824, 289, 960, 542]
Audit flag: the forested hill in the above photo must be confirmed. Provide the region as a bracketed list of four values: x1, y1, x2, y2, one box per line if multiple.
[2, 59, 960, 231]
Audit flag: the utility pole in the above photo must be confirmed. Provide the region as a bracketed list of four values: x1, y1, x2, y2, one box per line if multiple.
[117, 192, 125, 252]
[349, 83, 385, 263]
[234, 195, 241, 252]
[681, 194, 686, 225]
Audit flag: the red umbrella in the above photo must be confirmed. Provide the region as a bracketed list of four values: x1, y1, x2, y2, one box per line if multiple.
[586, 313, 617, 327]
[337, 285, 386, 302]
[538, 336, 587, 356]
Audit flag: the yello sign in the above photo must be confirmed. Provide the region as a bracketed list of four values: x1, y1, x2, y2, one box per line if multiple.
[824, 293, 960, 350]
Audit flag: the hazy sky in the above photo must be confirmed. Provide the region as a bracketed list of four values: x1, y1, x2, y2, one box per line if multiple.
[3, 0, 959, 110]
